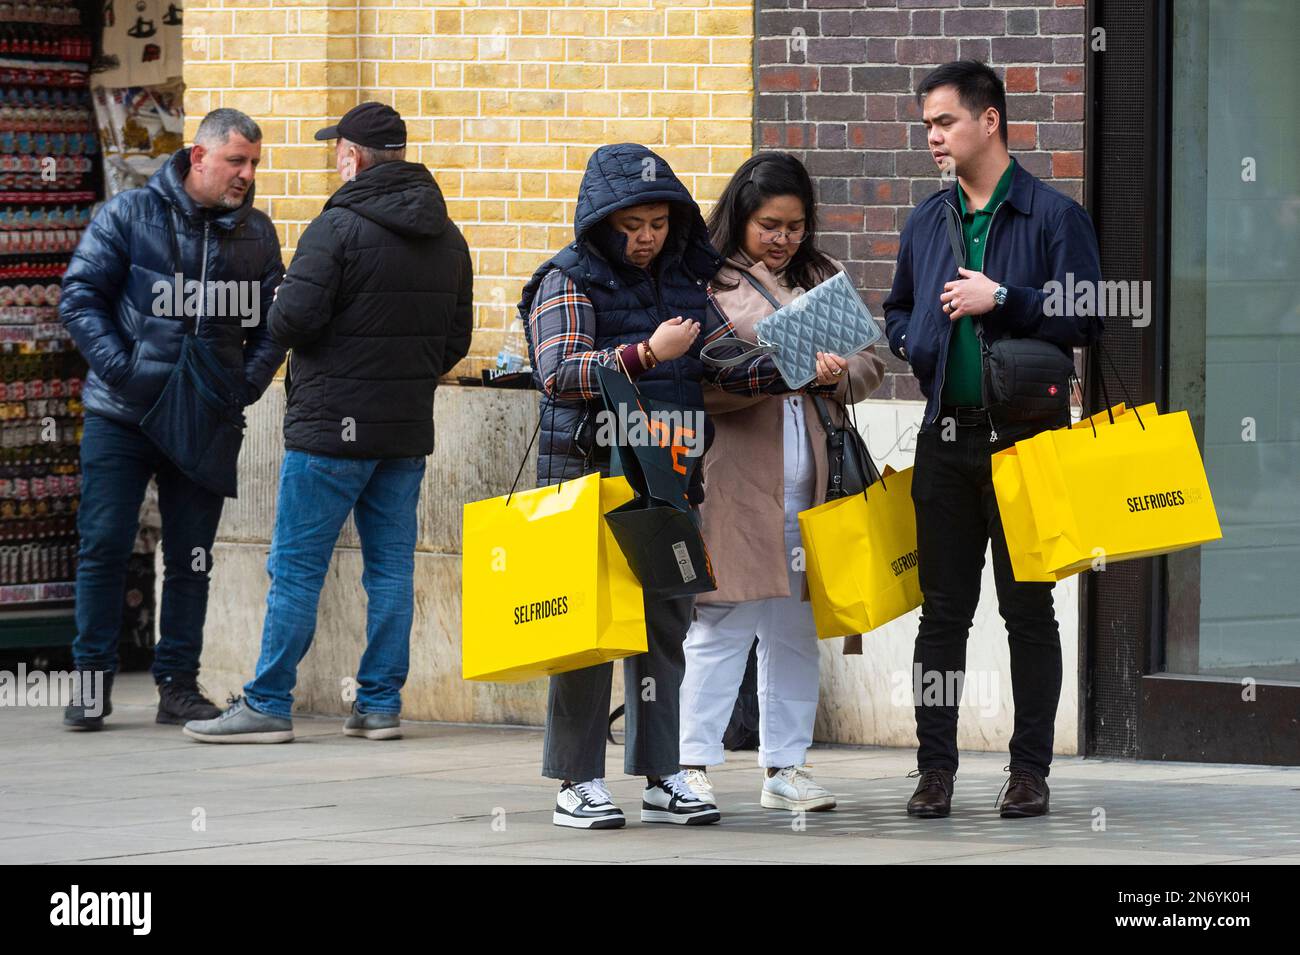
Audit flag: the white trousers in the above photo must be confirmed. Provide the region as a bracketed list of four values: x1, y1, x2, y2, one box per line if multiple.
[679, 397, 821, 769]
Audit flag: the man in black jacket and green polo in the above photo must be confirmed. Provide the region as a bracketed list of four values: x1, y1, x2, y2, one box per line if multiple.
[184, 102, 473, 744]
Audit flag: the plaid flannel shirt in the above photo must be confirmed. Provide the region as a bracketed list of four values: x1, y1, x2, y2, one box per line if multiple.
[527, 268, 802, 403]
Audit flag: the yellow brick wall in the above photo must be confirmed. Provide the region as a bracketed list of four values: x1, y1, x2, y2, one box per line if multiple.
[183, 0, 756, 378]
[183, 1, 358, 255]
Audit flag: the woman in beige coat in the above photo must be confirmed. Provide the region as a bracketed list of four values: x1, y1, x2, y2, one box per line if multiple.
[678, 153, 885, 813]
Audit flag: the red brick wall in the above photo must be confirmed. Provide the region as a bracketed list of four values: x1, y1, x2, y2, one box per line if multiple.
[755, 0, 1087, 400]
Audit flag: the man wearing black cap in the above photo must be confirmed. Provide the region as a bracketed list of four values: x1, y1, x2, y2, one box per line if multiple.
[184, 102, 474, 744]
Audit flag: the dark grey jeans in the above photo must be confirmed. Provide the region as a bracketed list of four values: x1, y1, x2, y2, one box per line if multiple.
[542, 590, 695, 782]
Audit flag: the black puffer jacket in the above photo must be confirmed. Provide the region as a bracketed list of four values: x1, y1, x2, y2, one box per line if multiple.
[269, 160, 473, 459]
[60, 147, 285, 426]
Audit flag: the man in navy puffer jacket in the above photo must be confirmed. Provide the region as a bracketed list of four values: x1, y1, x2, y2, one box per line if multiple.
[58, 109, 285, 730]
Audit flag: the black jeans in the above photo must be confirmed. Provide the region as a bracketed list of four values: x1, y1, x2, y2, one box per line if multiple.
[910, 414, 1064, 778]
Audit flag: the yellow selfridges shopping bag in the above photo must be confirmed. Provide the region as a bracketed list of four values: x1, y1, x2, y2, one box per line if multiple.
[993, 441, 1070, 582]
[798, 467, 922, 638]
[461, 472, 647, 682]
[995, 404, 1160, 582]
[994, 407, 1221, 582]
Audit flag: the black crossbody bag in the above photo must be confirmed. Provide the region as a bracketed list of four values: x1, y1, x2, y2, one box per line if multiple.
[138, 210, 248, 498]
[809, 389, 879, 499]
[943, 203, 1075, 424]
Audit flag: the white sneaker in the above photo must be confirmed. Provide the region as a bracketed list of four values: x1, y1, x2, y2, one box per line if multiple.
[760, 765, 837, 811]
[681, 768, 715, 805]
[553, 779, 625, 830]
[641, 770, 721, 825]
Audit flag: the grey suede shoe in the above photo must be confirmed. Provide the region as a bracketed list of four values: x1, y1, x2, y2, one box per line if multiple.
[183, 696, 294, 743]
[343, 706, 402, 740]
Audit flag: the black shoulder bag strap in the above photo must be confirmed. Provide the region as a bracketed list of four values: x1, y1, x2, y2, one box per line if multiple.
[942, 198, 977, 345]
[163, 206, 198, 337]
[943, 198, 966, 274]
[944, 191, 998, 421]
[809, 391, 848, 497]
[739, 270, 782, 310]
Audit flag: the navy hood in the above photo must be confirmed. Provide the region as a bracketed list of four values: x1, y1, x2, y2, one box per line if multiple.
[571, 142, 721, 284]
[516, 142, 722, 329]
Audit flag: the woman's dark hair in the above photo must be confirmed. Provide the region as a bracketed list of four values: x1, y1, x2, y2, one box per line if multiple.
[706, 152, 836, 293]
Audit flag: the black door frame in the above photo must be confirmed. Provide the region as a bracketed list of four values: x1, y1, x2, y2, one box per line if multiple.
[1084, 0, 1300, 765]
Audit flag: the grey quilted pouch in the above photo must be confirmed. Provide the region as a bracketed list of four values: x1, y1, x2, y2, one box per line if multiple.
[700, 270, 882, 388]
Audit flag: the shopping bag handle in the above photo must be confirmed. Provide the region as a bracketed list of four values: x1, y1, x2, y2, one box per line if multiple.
[1098, 340, 1144, 430]
[505, 385, 595, 506]
[506, 411, 543, 506]
[1081, 339, 1145, 435]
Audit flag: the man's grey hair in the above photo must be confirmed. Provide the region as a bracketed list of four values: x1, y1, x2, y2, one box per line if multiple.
[194, 109, 263, 147]
[342, 137, 406, 168]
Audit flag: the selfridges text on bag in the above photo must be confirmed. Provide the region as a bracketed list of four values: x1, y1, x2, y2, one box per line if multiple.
[798, 464, 923, 638]
[461, 404, 648, 682]
[993, 403, 1222, 582]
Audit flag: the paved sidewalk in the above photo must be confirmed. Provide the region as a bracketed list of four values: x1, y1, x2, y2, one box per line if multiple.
[2, 674, 1298, 865]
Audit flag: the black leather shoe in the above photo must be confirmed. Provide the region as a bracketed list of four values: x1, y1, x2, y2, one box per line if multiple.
[63, 670, 114, 730]
[906, 768, 955, 818]
[998, 768, 1050, 818]
[156, 678, 222, 725]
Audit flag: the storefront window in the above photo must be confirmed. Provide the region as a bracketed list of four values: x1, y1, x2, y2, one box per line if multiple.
[1168, 0, 1300, 681]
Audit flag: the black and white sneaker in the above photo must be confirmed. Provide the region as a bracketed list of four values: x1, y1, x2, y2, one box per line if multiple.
[641, 770, 721, 825]
[553, 779, 626, 830]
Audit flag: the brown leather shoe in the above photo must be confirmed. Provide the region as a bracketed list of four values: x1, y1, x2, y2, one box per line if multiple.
[998, 768, 1050, 818]
[906, 768, 954, 817]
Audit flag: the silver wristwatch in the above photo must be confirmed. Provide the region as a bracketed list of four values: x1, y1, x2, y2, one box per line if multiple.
[993, 284, 1008, 308]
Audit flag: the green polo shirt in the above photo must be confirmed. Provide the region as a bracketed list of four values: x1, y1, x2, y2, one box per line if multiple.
[941, 159, 1014, 407]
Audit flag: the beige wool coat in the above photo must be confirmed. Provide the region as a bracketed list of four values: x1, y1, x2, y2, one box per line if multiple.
[698, 253, 885, 650]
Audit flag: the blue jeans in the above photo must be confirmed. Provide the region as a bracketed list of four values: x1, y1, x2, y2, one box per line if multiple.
[243, 450, 425, 720]
[74, 412, 226, 682]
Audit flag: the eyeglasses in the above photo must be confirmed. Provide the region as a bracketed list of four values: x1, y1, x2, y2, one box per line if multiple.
[755, 227, 806, 245]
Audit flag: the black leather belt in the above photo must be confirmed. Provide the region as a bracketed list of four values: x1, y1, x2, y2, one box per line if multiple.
[939, 405, 990, 427]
